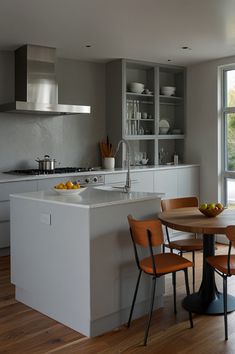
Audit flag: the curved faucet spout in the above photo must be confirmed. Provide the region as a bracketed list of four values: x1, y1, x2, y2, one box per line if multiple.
[115, 139, 131, 193]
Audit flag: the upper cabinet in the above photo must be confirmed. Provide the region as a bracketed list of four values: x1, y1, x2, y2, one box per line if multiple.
[106, 59, 185, 167]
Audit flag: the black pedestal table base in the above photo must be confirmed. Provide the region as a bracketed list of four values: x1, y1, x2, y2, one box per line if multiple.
[182, 234, 235, 315]
[183, 291, 235, 315]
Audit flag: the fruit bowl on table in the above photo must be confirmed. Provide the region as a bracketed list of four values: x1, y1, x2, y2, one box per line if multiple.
[53, 186, 87, 195]
[199, 203, 224, 217]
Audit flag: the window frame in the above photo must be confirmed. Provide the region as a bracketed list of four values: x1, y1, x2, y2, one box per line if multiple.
[221, 65, 235, 206]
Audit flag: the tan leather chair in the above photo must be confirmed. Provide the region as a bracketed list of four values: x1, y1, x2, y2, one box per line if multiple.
[127, 215, 193, 346]
[161, 197, 203, 291]
[207, 225, 235, 340]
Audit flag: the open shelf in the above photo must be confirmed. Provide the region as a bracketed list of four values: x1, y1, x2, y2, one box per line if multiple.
[157, 134, 185, 140]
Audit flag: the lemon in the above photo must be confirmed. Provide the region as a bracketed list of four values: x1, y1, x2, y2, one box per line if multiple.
[66, 180, 74, 189]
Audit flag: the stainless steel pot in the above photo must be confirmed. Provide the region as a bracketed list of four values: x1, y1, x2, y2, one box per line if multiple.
[35, 155, 56, 171]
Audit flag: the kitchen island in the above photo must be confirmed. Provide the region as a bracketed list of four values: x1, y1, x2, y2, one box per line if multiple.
[10, 187, 163, 337]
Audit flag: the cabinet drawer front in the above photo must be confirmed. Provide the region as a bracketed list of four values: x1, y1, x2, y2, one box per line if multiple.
[154, 170, 178, 198]
[0, 221, 10, 248]
[131, 171, 154, 192]
[0, 181, 37, 201]
[105, 173, 126, 185]
[37, 178, 70, 191]
[0, 201, 10, 222]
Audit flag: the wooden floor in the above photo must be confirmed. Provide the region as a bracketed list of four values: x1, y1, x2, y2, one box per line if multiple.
[1, 245, 235, 353]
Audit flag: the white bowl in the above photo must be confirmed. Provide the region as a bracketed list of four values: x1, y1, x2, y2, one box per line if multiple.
[161, 86, 176, 96]
[128, 82, 145, 94]
[159, 127, 169, 134]
[53, 186, 87, 195]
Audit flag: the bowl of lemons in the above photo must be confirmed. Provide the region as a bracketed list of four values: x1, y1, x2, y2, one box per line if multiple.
[53, 180, 87, 195]
[199, 202, 224, 217]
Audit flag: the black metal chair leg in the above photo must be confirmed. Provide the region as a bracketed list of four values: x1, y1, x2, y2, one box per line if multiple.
[143, 277, 156, 346]
[192, 251, 195, 292]
[172, 272, 177, 314]
[184, 269, 193, 328]
[127, 270, 142, 328]
[223, 276, 228, 340]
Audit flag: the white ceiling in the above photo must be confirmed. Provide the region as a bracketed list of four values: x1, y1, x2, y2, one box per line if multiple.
[1, 0, 235, 66]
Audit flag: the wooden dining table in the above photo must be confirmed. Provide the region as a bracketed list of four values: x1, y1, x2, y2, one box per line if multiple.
[158, 206, 235, 315]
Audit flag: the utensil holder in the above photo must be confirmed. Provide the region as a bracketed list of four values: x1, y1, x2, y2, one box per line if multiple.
[103, 157, 115, 169]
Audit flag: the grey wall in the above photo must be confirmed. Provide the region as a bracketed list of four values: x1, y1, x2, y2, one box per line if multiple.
[186, 55, 235, 203]
[0, 52, 106, 170]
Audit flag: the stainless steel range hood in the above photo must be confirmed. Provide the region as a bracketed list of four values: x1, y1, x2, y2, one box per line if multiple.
[0, 44, 91, 115]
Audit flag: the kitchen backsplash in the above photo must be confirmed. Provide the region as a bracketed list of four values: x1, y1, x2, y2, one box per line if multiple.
[0, 53, 106, 170]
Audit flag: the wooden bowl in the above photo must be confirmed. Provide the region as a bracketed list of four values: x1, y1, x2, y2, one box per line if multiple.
[198, 207, 224, 218]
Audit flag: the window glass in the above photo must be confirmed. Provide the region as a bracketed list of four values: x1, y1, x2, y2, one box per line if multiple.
[226, 178, 235, 208]
[222, 67, 235, 206]
[225, 69, 235, 107]
[225, 113, 235, 171]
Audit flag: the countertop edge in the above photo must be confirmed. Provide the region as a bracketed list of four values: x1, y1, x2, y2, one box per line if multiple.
[10, 191, 164, 209]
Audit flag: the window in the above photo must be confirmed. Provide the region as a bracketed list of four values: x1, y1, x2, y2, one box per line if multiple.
[222, 67, 235, 207]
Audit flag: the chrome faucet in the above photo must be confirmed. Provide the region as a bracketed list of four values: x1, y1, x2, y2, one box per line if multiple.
[115, 139, 131, 193]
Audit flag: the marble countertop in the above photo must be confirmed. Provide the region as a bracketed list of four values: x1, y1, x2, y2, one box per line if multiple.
[0, 164, 199, 183]
[10, 186, 163, 209]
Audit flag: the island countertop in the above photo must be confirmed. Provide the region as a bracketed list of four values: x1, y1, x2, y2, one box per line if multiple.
[10, 187, 164, 208]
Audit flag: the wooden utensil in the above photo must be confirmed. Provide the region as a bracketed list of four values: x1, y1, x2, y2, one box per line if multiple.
[99, 138, 114, 157]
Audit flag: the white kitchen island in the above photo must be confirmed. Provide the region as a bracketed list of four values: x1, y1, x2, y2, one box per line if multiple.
[10, 187, 163, 337]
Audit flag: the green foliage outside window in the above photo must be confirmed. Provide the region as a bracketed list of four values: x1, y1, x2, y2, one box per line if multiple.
[227, 86, 235, 171]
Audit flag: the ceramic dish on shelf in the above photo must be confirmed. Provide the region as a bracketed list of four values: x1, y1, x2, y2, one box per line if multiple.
[159, 127, 169, 134]
[53, 187, 87, 195]
[128, 82, 144, 94]
[161, 86, 176, 96]
[159, 119, 170, 128]
[140, 158, 149, 165]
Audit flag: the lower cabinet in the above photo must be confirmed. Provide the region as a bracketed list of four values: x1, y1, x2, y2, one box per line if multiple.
[105, 170, 154, 192]
[154, 166, 199, 198]
[37, 177, 69, 191]
[0, 180, 37, 248]
[154, 166, 200, 240]
[105, 166, 199, 196]
[0, 222, 10, 248]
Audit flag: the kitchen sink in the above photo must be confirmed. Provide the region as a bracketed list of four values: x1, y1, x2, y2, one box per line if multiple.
[94, 185, 125, 192]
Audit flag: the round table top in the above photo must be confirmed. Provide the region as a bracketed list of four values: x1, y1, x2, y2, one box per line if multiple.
[158, 207, 235, 234]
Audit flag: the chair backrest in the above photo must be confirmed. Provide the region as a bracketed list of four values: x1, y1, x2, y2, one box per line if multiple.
[127, 215, 164, 247]
[161, 196, 198, 212]
[226, 225, 235, 247]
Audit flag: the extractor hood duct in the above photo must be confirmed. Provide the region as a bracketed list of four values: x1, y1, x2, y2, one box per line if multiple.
[0, 44, 91, 115]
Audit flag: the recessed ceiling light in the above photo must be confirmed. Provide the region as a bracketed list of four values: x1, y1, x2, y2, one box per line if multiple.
[181, 46, 192, 50]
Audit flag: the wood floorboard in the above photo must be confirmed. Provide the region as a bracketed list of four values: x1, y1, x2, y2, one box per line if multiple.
[0, 246, 235, 353]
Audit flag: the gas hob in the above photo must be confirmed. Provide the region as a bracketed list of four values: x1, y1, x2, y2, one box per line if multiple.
[4, 167, 99, 176]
